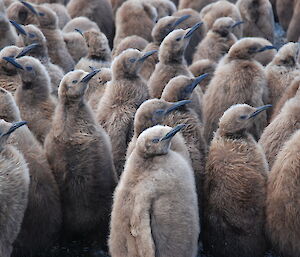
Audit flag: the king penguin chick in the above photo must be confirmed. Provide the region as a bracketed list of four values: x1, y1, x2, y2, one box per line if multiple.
[113, 0, 157, 47]
[67, 0, 115, 48]
[0, 120, 29, 257]
[193, 17, 239, 63]
[5, 56, 56, 144]
[109, 124, 199, 257]
[63, 31, 88, 63]
[140, 14, 191, 81]
[265, 42, 300, 115]
[266, 127, 300, 257]
[0, 88, 62, 257]
[161, 74, 208, 222]
[200, 0, 243, 39]
[203, 38, 274, 143]
[0, 0, 17, 49]
[44, 69, 117, 248]
[75, 29, 112, 71]
[97, 49, 155, 176]
[148, 23, 202, 99]
[86, 67, 112, 111]
[112, 35, 148, 58]
[35, 4, 75, 72]
[203, 103, 269, 257]
[17, 24, 64, 96]
[236, 0, 275, 43]
[62, 16, 100, 34]
[259, 86, 300, 169]
[252, 37, 276, 66]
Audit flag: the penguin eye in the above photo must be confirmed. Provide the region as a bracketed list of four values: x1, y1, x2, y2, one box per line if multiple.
[153, 109, 165, 116]
[29, 33, 35, 38]
[26, 66, 33, 71]
[249, 47, 257, 52]
[129, 58, 136, 63]
[167, 23, 172, 27]
[240, 115, 248, 120]
[152, 138, 160, 143]
[175, 36, 182, 41]
[72, 80, 78, 84]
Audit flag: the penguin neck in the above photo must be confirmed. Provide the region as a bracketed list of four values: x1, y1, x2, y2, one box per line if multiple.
[160, 49, 185, 64]
[60, 97, 85, 110]
[0, 20, 10, 33]
[222, 128, 247, 140]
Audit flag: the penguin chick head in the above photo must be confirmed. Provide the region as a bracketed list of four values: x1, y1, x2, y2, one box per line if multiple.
[21, 25, 46, 53]
[0, 119, 27, 149]
[272, 42, 300, 67]
[112, 48, 157, 79]
[35, 5, 58, 29]
[136, 124, 185, 157]
[58, 69, 100, 100]
[162, 73, 208, 102]
[228, 38, 276, 60]
[0, 87, 21, 122]
[6, 1, 39, 25]
[212, 17, 240, 37]
[134, 98, 190, 136]
[151, 15, 190, 44]
[218, 104, 272, 137]
[84, 29, 111, 61]
[159, 22, 203, 63]
[0, 45, 22, 75]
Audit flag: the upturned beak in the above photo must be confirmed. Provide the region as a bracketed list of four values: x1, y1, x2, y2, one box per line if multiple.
[2, 57, 24, 70]
[248, 105, 272, 119]
[2, 121, 27, 137]
[172, 14, 191, 28]
[138, 50, 158, 62]
[9, 20, 27, 35]
[183, 73, 209, 94]
[80, 69, 100, 83]
[20, 0, 38, 15]
[160, 124, 186, 141]
[165, 100, 191, 114]
[74, 28, 84, 37]
[16, 43, 39, 58]
[231, 20, 244, 28]
[256, 45, 277, 53]
[184, 22, 203, 39]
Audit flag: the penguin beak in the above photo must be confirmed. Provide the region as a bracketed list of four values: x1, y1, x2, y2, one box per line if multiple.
[20, 0, 39, 15]
[74, 28, 84, 37]
[184, 73, 209, 94]
[256, 45, 277, 53]
[231, 20, 244, 29]
[138, 50, 158, 62]
[2, 121, 27, 137]
[248, 104, 272, 119]
[184, 22, 203, 39]
[2, 57, 24, 70]
[165, 100, 192, 114]
[16, 43, 40, 58]
[172, 14, 191, 28]
[160, 124, 186, 141]
[80, 69, 100, 83]
[9, 20, 27, 36]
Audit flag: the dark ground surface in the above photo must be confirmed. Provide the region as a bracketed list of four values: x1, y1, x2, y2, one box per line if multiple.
[46, 23, 286, 257]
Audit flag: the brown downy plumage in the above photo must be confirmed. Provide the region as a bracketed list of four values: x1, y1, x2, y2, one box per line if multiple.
[140, 14, 191, 81]
[5, 56, 56, 145]
[259, 86, 300, 169]
[266, 42, 300, 115]
[286, 0, 300, 42]
[203, 38, 273, 143]
[252, 37, 276, 66]
[6, 1, 38, 26]
[109, 125, 199, 257]
[276, 0, 292, 31]
[67, 0, 115, 48]
[0, 119, 29, 257]
[75, 29, 112, 71]
[204, 103, 269, 257]
[147, 0, 176, 20]
[86, 67, 112, 111]
[112, 35, 148, 58]
[62, 16, 100, 33]
[200, 0, 242, 39]
[236, 0, 275, 43]
[16, 23, 64, 96]
[173, 8, 206, 65]
[0, 0, 17, 49]
[0, 88, 62, 257]
[44, 3, 70, 30]
[44, 69, 117, 249]
[113, 0, 157, 47]
[97, 49, 154, 176]
[270, 76, 300, 121]
[63, 31, 88, 63]
[193, 17, 239, 63]
[266, 128, 300, 257]
[189, 59, 216, 93]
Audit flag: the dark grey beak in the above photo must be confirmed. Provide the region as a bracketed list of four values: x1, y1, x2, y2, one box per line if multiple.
[2, 121, 27, 137]
[2, 57, 24, 70]
[80, 69, 100, 83]
[16, 43, 39, 58]
[20, 0, 38, 15]
[9, 20, 27, 35]
[74, 28, 84, 37]
[165, 100, 192, 114]
[138, 50, 158, 62]
[248, 104, 272, 119]
[184, 22, 203, 39]
[231, 20, 244, 28]
[183, 73, 209, 95]
[256, 45, 277, 53]
[172, 14, 191, 28]
[160, 124, 186, 141]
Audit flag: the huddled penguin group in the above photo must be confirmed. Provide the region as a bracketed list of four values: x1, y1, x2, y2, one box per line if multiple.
[0, 0, 300, 257]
